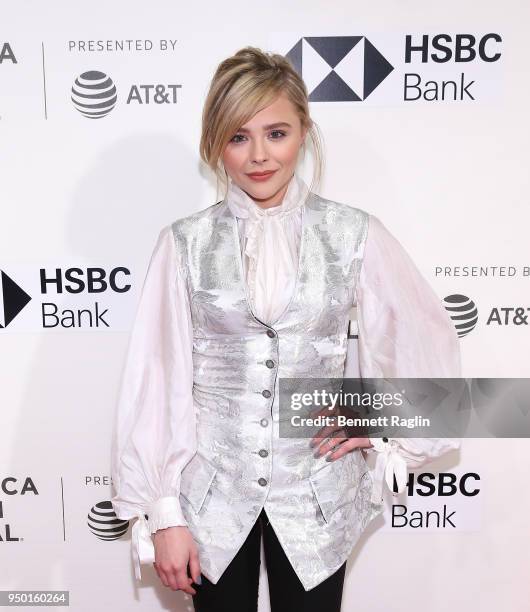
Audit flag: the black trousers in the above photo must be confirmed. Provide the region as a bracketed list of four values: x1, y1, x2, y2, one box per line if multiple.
[192, 508, 346, 612]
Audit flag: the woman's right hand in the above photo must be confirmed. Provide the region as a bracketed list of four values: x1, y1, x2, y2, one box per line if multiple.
[152, 526, 201, 594]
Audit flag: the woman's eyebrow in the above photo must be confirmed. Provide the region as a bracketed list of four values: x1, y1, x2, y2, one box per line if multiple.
[237, 122, 292, 133]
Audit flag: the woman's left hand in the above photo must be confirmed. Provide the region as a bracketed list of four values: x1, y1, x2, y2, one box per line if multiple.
[309, 410, 374, 461]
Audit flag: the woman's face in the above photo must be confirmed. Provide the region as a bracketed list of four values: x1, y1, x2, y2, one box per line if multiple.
[221, 93, 308, 209]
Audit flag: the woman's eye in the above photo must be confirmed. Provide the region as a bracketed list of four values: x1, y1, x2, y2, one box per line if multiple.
[229, 130, 286, 144]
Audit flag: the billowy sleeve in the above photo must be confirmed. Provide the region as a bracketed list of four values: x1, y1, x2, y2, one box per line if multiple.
[110, 224, 197, 580]
[355, 213, 461, 504]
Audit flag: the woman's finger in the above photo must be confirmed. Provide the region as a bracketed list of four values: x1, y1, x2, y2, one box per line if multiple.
[310, 420, 344, 447]
[174, 566, 196, 595]
[314, 431, 347, 456]
[188, 550, 202, 586]
[329, 439, 368, 460]
[157, 566, 171, 588]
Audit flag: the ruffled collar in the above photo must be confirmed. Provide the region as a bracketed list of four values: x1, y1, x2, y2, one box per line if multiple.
[225, 172, 309, 220]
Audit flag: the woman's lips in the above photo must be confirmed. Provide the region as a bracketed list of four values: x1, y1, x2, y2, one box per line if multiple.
[246, 170, 277, 182]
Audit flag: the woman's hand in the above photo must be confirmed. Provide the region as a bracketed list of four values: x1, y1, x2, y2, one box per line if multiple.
[152, 526, 201, 594]
[309, 406, 374, 460]
[311, 432, 374, 460]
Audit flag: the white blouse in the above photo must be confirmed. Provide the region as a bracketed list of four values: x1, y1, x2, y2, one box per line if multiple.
[111, 173, 461, 579]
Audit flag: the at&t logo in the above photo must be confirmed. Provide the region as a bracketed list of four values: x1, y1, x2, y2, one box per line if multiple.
[71, 70, 182, 117]
[443, 294, 478, 338]
[71, 70, 117, 118]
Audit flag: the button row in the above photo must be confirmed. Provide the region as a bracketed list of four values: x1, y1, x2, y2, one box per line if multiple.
[258, 325, 272, 483]
[258, 325, 273, 486]
[259, 334, 274, 488]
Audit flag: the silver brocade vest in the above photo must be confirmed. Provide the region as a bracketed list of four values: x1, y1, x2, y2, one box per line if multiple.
[171, 191, 384, 591]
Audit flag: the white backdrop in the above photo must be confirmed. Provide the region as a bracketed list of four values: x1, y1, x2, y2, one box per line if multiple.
[1, 1, 529, 611]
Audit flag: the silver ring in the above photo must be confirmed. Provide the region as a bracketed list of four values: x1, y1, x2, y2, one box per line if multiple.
[326, 438, 333, 447]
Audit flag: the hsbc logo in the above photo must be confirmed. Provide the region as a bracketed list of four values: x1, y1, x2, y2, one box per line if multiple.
[279, 31, 503, 105]
[285, 36, 394, 102]
[0, 270, 31, 328]
[0, 265, 134, 332]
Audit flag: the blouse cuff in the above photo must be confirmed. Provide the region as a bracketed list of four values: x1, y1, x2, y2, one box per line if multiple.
[365, 438, 408, 504]
[147, 496, 188, 534]
[130, 497, 187, 581]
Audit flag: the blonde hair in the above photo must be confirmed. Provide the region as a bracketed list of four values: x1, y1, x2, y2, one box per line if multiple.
[199, 46, 324, 201]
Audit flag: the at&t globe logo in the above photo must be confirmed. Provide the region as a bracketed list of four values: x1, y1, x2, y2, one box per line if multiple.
[88, 501, 128, 540]
[443, 294, 478, 338]
[71, 71, 117, 119]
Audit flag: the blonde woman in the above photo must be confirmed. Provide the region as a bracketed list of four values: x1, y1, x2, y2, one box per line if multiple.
[111, 47, 461, 611]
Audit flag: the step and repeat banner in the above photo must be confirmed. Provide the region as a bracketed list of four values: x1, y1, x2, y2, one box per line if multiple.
[1, 1, 528, 611]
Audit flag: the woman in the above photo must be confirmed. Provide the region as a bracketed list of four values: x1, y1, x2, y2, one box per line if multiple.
[111, 47, 461, 611]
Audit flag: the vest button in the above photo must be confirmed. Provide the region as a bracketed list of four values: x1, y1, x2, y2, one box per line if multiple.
[258, 477, 268, 486]
[266, 329, 276, 338]
[258, 449, 268, 458]
[262, 390, 271, 398]
[265, 359, 275, 369]
[260, 418, 269, 427]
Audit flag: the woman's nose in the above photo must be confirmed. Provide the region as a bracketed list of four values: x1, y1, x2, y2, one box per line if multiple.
[250, 139, 269, 163]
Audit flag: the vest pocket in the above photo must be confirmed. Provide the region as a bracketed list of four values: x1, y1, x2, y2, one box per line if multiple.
[179, 452, 218, 514]
[309, 462, 369, 524]
[309, 464, 343, 523]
